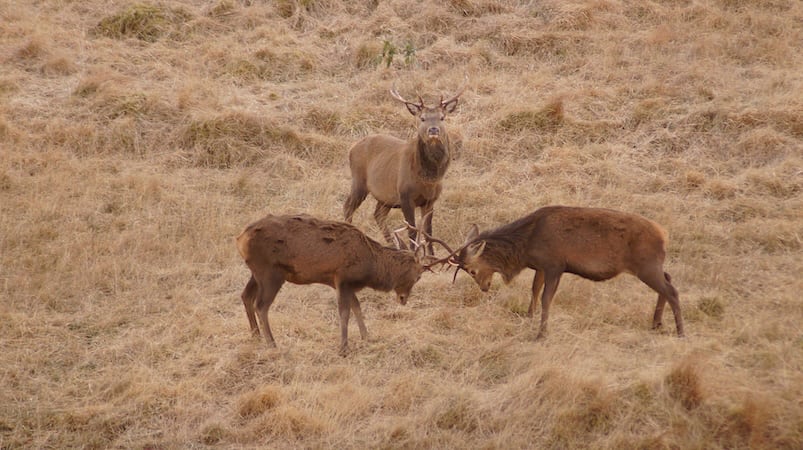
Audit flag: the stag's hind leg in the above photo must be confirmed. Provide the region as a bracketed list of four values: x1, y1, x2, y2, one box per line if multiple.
[254, 273, 285, 348]
[344, 180, 368, 223]
[638, 268, 684, 337]
[241, 275, 260, 337]
[373, 202, 397, 248]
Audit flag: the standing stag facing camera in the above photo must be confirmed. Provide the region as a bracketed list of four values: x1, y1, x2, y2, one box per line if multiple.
[343, 78, 467, 255]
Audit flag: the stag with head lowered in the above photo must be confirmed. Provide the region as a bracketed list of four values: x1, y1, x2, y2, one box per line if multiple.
[236, 213, 441, 355]
[432, 206, 685, 340]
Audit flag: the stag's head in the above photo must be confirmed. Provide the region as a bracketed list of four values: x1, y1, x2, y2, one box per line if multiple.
[390, 219, 461, 304]
[394, 259, 424, 305]
[390, 78, 467, 146]
[388, 247, 428, 305]
[455, 225, 495, 291]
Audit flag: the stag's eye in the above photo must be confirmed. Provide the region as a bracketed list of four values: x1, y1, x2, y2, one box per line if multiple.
[469, 269, 477, 276]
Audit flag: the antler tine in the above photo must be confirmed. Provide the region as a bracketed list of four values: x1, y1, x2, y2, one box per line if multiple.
[423, 246, 465, 271]
[390, 83, 424, 108]
[441, 74, 469, 107]
[392, 226, 408, 250]
[401, 220, 466, 270]
[401, 218, 453, 254]
[389, 84, 408, 103]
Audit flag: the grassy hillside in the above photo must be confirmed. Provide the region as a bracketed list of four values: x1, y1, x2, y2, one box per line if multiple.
[1, 0, 801, 448]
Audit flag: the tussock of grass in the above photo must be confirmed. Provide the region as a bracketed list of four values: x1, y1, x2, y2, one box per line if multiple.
[93, 4, 191, 42]
[697, 296, 725, 320]
[224, 46, 318, 82]
[448, 0, 508, 17]
[237, 386, 282, 418]
[179, 112, 304, 168]
[14, 37, 46, 61]
[665, 355, 705, 410]
[494, 31, 585, 58]
[498, 97, 565, 132]
[432, 392, 480, 432]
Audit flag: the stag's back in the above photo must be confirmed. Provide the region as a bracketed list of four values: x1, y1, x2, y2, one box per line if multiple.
[236, 214, 381, 286]
[519, 206, 668, 280]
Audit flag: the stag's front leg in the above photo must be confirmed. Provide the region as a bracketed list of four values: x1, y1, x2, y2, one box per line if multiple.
[400, 192, 417, 249]
[350, 295, 368, 340]
[528, 270, 545, 318]
[374, 202, 397, 248]
[421, 203, 435, 256]
[536, 272, 562, 340]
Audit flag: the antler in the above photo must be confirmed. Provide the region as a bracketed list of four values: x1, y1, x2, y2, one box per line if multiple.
[400, 220, 466, 271]
[390, 83, 424, 109]
[440, 74, 468, 108]
[391, 228, 407, 250]
[424, 244, 465, 272]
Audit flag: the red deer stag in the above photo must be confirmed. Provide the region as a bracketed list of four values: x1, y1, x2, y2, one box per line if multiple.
[441, 206, 685, 339]
[343, 79, 467, 255]
[236, 214, 429, 355]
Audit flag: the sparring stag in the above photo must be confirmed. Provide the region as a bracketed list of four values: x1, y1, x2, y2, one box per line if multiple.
[444, 206, 685, 340]
[236, 213, 432, 356]
[343, 78, 467, 255]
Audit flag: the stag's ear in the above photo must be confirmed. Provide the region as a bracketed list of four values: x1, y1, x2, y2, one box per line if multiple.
[442, 98, 459, 114]
[466, 240, 486, 258]
[465, 224, 480, 244]
[404, 102, 423, 116]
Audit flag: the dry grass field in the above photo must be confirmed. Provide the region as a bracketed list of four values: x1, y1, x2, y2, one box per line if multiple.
[1, 0, 802, 448]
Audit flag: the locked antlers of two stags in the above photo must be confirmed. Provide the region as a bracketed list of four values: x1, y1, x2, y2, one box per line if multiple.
[236, 80, 684, 355]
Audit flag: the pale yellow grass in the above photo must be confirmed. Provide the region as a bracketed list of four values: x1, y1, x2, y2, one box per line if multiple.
[1, 0, 802, 448]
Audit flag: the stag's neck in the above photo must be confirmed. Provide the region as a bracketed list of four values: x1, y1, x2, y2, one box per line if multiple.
[415, 137, 450, 180]
[478, 233, 528, 283]
[369, 247, 414, 291]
